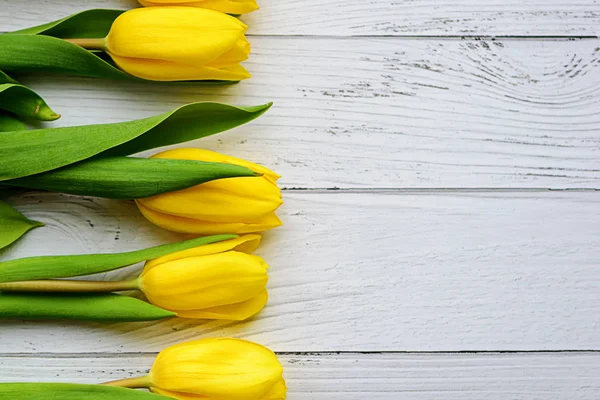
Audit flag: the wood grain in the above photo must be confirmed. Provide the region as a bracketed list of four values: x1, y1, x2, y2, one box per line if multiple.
[5, 38, 598, 189]
[1, 190, 598, 353]
[2, 0, 600, 36]
[1, 353, 599, 399]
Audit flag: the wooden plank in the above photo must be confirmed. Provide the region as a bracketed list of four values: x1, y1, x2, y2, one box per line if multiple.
[5, 38, 599, 189]
[1, 353, 599, 399]
[1, 190, 598, 353]
[2, 0, 600, 36]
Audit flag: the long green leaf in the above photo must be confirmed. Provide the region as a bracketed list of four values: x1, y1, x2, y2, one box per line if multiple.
[9, 9, 123, 39]
[0, 70, 18, 84]
[0, 200, 43, 251]
[0, 34, 130, 80]
[0, 234, 236, 282]
[0, 101, 271, 181]
[0, 112, 27, 132]
[0, 383, 171, 399]
[0, 83, 60, 121]
[0, 293, 175, 322]
[4, 157, 257, 199]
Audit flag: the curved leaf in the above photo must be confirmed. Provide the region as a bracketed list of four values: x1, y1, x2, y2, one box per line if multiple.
[0, 383, 169, 400]
[0, 101, 271, 181]
[9, 9, 123, 39]
[0, 83, 60, 121]
[0, 34, 132, 80]
[0, 200, 43, 251]
[0, 70, 18, 84]
[5, 157, 258, 199]
[0, 293, 175, 322]
[0, 234, 236, 282]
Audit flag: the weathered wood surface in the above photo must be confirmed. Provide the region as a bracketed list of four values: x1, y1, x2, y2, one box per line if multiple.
[3, 0, 600, 36]
[1, 353, 599, 400]
[2, 0, 600, 398]
[8, 38, 600, 189]
[2, 190, 598, 353]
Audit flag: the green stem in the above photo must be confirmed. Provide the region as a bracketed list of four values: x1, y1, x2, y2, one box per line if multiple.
[0, 279, 139, 293]
[64, 38, 107, 51]
[102, 375, 152, 388]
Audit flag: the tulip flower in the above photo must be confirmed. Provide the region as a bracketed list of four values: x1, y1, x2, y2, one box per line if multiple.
[0, 235, 270, 321]
[138, 0, 259, 15]
[140, 234, 269, 320]
[67, 7, 251, 81]
[103, 338, 286, 400]
[137, 148, 283, 235]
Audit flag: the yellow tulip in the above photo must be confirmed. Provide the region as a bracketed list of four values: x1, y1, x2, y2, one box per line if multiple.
[136, 148, 283, 235]
[149, 339, 286, 400]
[105, 7, 251, 81]
[139, 234, 269, 320]
[138, 0, 259, 14]
[103, 338, 286, 400]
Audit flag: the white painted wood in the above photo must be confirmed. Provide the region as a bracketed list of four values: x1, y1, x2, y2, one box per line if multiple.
[1, 353, 599, 399]
[4, 38, 598, 189]
[1, 191, 598, 352]
[2, 0, 600, 36]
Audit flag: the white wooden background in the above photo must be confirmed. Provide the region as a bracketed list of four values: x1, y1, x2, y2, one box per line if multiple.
[1, 1, 600, 399]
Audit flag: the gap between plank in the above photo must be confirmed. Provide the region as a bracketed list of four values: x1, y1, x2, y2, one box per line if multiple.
[2, 350, 600, 358]
[282, 188, 599, 193]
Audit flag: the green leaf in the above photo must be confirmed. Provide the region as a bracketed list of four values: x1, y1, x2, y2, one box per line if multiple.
[0, 101, 271, 181]
[0, 200, 43, 251]
[0, 34, 132, 80]
[0, 383, 171, 399]
[0, 83, 60, 121]
[0, 34, 234, 84]
[9, 9, 123, 39]
[0, 234, 236, 282]
[4, 157, 258, 199]
[0, 70, 18, 84]
[0, 112, 27, 132]
[0, 293, 175, 322]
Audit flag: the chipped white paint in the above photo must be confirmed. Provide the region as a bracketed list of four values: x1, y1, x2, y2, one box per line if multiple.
[1, 0, 600, 398]
[2, 0, 600, 36]
[5, 38, 600, 189]
[1, 353, 600, 399]
[2, 191, 599, 353]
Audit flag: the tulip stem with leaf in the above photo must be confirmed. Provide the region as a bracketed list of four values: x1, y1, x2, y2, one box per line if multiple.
[3, 7, 252, 81]
[0, 235, 270, 322]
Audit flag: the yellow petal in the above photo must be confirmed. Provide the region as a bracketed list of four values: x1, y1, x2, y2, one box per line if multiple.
[138, 201, 282, 234]
[138, 177, 282, 222]
[263, 379, 288, 400]
[152, 378, 286, 400]
[176, 290, 268, 320]
[106, 7, 247, 65]
[139, 0, 260, 14]
[145, 234, 261, 269]
[140, 251, 268, 310]
[151, 148, 281, 184]
[208, 37, 250, 67]
[151, 338, 283, 400]
[108, 54, 250, 81]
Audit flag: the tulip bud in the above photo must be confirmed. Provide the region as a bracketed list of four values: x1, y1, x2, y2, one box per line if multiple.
[136, 148, 283, 235]
[104, 7, 251, 81]
[139, 234, 269, 320]
[138, 0, 259, 15]
[148, 338, 286, 400]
